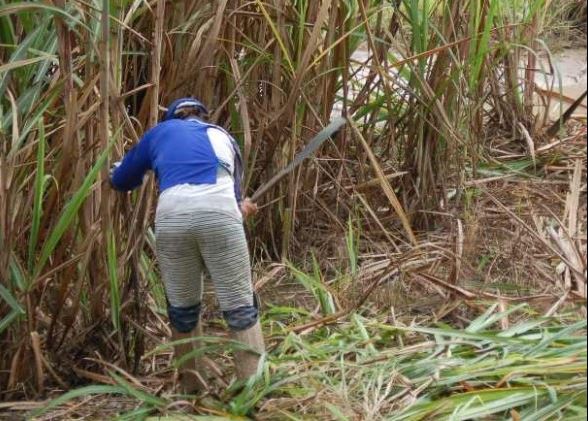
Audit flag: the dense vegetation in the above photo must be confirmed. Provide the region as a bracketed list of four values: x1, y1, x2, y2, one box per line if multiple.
[0, 0, 585, 418]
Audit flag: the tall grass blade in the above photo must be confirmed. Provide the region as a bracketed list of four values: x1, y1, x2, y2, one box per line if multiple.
[27, 119, 46, 271]
[30, 385, 127, 418]
[33, 140, 114, 280]
[107, 229, 121, 332]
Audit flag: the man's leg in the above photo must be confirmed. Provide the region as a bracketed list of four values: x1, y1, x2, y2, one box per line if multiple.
[168, 304, 207, 393]
[156, 214, 206, 392]
[195, 212, 265, 381]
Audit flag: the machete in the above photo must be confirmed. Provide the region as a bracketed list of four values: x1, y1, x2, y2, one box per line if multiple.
[251, 116, 347, 202]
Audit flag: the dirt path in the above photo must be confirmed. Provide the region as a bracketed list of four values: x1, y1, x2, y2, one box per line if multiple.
[537, 48, 587, 119]
[343, 47, 587, 121]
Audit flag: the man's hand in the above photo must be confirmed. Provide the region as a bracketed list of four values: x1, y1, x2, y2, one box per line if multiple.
[240, 198, 258, 219]
[109, 161, 121, 179]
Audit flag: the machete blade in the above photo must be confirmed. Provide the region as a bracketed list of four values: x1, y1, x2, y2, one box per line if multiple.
[251, 116, 347, 201]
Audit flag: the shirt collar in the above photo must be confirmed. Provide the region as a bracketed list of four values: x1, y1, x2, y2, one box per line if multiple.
[186, 117, 206, 124]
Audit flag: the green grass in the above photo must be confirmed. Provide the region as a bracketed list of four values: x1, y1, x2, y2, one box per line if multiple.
[31, 304, 586, 419]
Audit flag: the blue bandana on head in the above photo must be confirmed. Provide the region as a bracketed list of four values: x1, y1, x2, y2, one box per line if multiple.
[163, 97, 209, 121]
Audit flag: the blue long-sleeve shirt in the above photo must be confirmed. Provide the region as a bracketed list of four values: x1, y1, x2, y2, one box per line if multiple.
[111, 118, 243, 204]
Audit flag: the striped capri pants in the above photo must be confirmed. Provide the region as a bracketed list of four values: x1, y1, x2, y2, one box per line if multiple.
[155, 210, 256, 331]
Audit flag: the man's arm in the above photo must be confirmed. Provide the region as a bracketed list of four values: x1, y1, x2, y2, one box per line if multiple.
[229, 136, 258, 218]
[110, 132, 153, 191]
[229, 138, 243, 206]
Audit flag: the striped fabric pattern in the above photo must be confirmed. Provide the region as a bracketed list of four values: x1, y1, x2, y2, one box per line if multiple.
[155, 210, 254, 311]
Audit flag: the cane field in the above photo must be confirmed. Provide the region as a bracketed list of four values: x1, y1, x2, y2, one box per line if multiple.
[0, 0, 586, 419]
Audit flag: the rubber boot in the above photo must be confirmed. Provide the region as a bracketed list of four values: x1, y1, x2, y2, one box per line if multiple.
[172, 322, 207, 394]
[230, 320, 265, 381]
